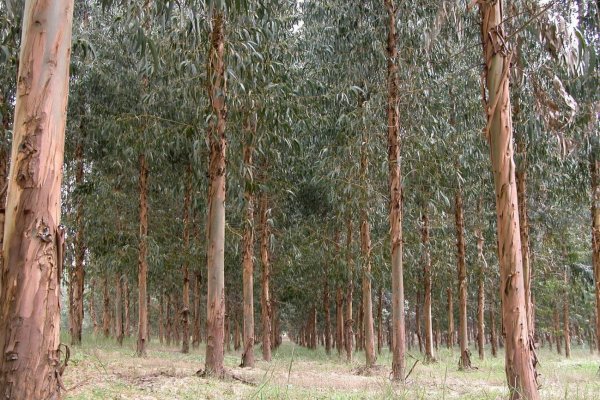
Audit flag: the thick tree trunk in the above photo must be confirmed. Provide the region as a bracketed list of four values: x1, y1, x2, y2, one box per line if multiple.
[345, 216, 354, 362]
[116, 275, 124, 346]
[241, 114, 256, 367]
[193, 271, 202, 347]
[260, 194, 272, 361]
[203, 10, 227, 378]
[124, 277, 131, 337]
[385, 0, 406, 381]
[422, 211, 435, 362]
[563, 268, 571, 358]
[0, 2, 74, 396]
[103, 276, 111, 338]
[591, 157, 600, 354]
[455, 190, 470, 369]
[71, 141, 86, 346]
[478, 2, 539, 397]
[447, 288, 454, 348]
[181, 163, 192, 354]
[137, 153, 149, 357]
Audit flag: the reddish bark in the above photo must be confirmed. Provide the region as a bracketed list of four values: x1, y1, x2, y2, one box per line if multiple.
[115, 274, 124, 346]
[71, 141, 86, 346]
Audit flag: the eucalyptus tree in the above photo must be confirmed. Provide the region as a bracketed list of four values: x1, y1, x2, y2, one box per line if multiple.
[476, 1, 539, 398]
[0, 0, 75, 397]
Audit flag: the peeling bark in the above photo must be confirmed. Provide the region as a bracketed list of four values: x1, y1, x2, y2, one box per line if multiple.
[478, 2, 539, 397]
[0, 1, 74, 396]
[203, 10, 227, 378]
[385, 0, 406, 381]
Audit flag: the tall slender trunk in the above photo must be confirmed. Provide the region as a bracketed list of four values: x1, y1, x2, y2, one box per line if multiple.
[159, 293, 165, 345]
[516, 170, 533, 335]
[123, 277, 130, 337]
[324, 257, 331, 355]
[116, 274, 124, 345]
[447, 288, 454, 348]
[476, 199, 487, 361]
[103, 276, 111, 338]
[478, 2, 539, 398]
[360, 141, 376, 367]
[421, 210, 435, 362]
[591, 157, 600, 354]
[241, 112, 256, 367]
[490, 302, 498, 357]
[234, 318, 241, 351]
[71, 141, 86, 346]
[0, 1, 74, 396]
[377, 287, 383, 356]
[455, 189, 470, 369]
[90, 278, 99, 335]
[415, 289, 422, 353]
[204, 9, 227, 378]
[563, 268, 571, 358]
[137, 153, 149, 356]
[166, 294, 173, 346]
[385, 0, 406, 381]
[554, 308, 562, 355]
[260, 194, 272, 361]
[345, 216, 354, 362]
[193, 271, 202, 347]
[181, 163, 192, 354]
[336, 286, 345, 356]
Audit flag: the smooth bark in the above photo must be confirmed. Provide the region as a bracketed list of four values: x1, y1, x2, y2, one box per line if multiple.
[71, 141, 85, 346]
[182, 163, 192, 354]
[345, 216, 354, 362]
[137, 153, 149, 357]
[422, 211, 435, 362]
[455, 190, 470, 369]
[260, 194, 272, 361]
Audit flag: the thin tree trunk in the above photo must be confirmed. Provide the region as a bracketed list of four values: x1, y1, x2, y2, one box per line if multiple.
[204, 9, 227, 378]
[193, 271, 202, 348]
[563, 268, 571, 358]
[478, 2, 539, 397]
[0, 1, 74, 395]
[455, 190, 470, 369]
[166, 295, 173, 346]
[476, 199, 487, 361]
[260, 194, 272, 361]
[490, 303, 498, 357]
[554, 308, 562, 355]
[116, 275, 124, 346]
[345, 216, 354, 362]
[71, 141, 86, 346]
[591, 157, 600, 354]
[159, 294, 165, 345]
[324, 259, 332, 355]
[103, 276, 111, 338]
[124, 277, 131, 337]
[137, 153, 149, 357]
[377, 287, 383, 356]
[241, 112, 256, 367]
[517, 169, 533, 336]
[447, 288, 454, 348]
[181, 163, 192, 354]
[415, 289, 422, 354]
[336, 286, 345, 356]
[385, 0, 406, 381]
[90, 278, 99, 336]
[422, 210, 435, 362]
[234, 318, 241, 351]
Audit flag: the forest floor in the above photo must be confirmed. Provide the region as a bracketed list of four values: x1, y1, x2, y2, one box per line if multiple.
[62, 335, 600, 400]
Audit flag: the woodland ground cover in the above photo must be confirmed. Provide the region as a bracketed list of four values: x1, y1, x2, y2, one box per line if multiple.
[63, 335, 600, 400]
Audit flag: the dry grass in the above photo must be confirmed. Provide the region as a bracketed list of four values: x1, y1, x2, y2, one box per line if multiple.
[62, 336, 600, 400]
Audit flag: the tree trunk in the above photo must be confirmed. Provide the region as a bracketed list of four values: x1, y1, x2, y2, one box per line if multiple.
[103, 276, 111, 338]
[137, 153, 149, 357]
[345, 216, 354, 362]
[166, 295, 173, 346]
[476, 200, 487, 361]
[116, 275, 124, 346]
[554, 308, 562, 355]
[159, 293, 165, 345]
[90, 278, 99, 336]
[324, 259, 332, 355]
[478, 2, 539, 397]
[591, 157, 600, 354]
[455, 190, 470, 369]
[71, 141, 86, 346]
[181, 163, 192, 354]
[385, 0, 406, 381]
[193, 271, 202, 348]
[240, 113, 256, 367]
[377, 287, 383, 356]
[447, 288, 454, 348]
[516, 169, 533, 335]
[563, 268, 571, 358]
[234, 319, 241, 351]
[422, 210, 435, 362]
[260, 194, 272, 361]
[336, 287, 344, 356]
[0, 1, 74, 396]
[490, 303, 498, 357]
[124, 277, 131, 337]
[203, 10, 227, 378]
